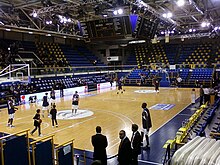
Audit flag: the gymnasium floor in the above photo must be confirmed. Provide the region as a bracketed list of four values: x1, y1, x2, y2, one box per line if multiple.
[0, 86, 198, 164]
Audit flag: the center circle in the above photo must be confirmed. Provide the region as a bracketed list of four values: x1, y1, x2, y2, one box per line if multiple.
[134, 90, 156, 94]
[56, 110, 94, 120]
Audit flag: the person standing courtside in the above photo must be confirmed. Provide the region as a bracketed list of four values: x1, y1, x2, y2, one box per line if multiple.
[7, 97, 18, 127]
[72, 91, 79, 114]
[50, 103, 58, 128]
[30, 109, 42, 137]
[141, 102, 152, 148]
[118, 130, 132, 165]
[131, 124, 142, 165]
[91, 126, 108, 165]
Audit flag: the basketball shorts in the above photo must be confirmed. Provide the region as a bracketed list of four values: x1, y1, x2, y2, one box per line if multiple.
[72, 105, 79, 110]
[8, 113, 14, 119]
[42, 106, 49, 110]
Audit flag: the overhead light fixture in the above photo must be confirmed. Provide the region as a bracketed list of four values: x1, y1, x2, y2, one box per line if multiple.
[201, 21, 210, 27]
[5, 28, 11, 31]
[28, 32, 33, 34]
[113, 8, 124, 15]
[129, 40, 146, 44]
[177, 0, 185, 7]
[118, 8, 123, 15]
[46, 34, 51, 36]
[33, 12, 38, 18]
[163, 12, 173, 18]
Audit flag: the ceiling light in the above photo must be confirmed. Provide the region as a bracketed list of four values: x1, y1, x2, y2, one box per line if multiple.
[5, 28, 11, 31]
[118, 8, 123, 15]
[163, 12, 173, 18]
[189, 29, 192, 32]
[177, 0, 185, 7]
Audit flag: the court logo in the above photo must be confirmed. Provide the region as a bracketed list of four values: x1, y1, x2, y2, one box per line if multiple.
[149, 104, 175, 110]
[57, 110, 94, 120]
[134, 90, 156, 94]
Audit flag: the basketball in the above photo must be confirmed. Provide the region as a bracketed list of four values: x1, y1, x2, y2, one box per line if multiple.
[39, 119, 42, 124]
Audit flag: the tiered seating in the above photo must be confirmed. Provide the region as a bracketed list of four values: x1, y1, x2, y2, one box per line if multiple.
[36, 42, 69, 72]
[214, 46, 220, 65]
[134, 46, 148, 66]
[184, 43, 212, 66]
[31, 74, 108, 92]
[60, 45, 91, 67]
[77, 46, 105, 66]
[178, 45, 197, 64]
[164, 44, 178, 65]
[126, 52, 137, 65]
[189, 68, 213, 81]
[148, 44, 168, 64]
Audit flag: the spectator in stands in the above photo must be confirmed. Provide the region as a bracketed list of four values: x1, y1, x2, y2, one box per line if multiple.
[118, 130, 132, 165]
[131, 124, 142, 165]
[141, 102, 152, 148]
[30, 109, 42, 137]
[91, 126, 108, 165]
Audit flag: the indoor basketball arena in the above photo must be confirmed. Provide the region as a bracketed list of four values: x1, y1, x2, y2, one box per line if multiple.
[0, 0, 220, 165]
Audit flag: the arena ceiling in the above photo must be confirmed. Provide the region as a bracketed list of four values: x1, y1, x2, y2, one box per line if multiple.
[0, 0, 220, 41]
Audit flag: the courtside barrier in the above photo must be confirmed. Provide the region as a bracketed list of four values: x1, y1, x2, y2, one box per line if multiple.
[0, 129, 30, 165]
[30, 135, 54, 165]
[55, 139, 75, 165]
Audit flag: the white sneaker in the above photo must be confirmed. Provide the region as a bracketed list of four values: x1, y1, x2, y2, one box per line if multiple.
[38, 134, 43, 137]
[52, 126, 54, 128]
[56, 125, 58, 127]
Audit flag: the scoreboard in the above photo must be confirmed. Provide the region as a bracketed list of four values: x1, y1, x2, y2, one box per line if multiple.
[80, 15, 158, 40]
[81, 16, 131, 39]
[133, 16, 158, 39]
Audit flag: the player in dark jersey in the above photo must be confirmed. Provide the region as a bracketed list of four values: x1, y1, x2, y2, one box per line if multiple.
[7, 97, 18, 127]
[50, 88, 56, 106]
[42, 93, 49, 117]
[117, 80, 123, 94]
[72, 91, 79, 114]
[30, 109, 42, 137]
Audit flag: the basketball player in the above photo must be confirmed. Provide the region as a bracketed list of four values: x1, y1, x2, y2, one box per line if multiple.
[30, 109, 42, 137]
[50, 88, 56, 106]
[153, 76, 159, 93]
[117, 80, 124, 94]
[72, 91, 79, 114]
[42, 93, 49, 117]
[7, 97, 18, 127]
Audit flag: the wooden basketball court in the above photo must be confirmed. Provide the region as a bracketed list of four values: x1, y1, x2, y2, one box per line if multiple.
[0, 86, 197, 156]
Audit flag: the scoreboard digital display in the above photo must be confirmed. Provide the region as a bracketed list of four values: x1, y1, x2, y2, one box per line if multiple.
[80, 16, 131, 39]
[133, 16, 158, 39]
[80, 15, 158, 40]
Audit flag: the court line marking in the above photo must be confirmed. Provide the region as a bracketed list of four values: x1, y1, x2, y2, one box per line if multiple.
[90, 108, 134, 152]
[44, 117, 96, 135]
[149, 97, 200, 137]
[138, 159, 163, 165]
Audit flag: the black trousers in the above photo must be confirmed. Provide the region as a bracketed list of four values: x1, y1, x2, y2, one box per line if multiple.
[52, 118, 58, 126]
[31, 125, 41, 135]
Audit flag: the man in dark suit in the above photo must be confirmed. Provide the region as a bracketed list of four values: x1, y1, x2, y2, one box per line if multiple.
[91, 126, 108, 165]
[131, 124, 142, 165]
[118, 130, 132, 165]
